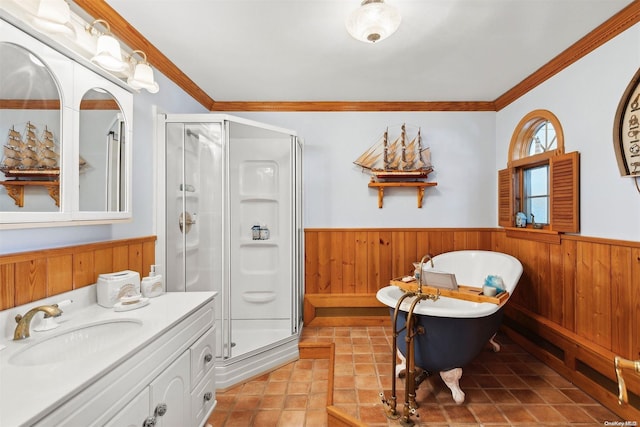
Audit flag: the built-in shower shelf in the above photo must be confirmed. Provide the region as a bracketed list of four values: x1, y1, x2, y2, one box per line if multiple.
[240, 196, 278, 202]
[240, 239, 278, 246]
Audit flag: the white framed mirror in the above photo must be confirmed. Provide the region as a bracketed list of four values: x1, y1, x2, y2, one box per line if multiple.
[0, 18, 133, 226]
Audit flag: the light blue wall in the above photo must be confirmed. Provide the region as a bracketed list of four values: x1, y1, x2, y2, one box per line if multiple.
[0, 69, 207, 255]
[496, 23, 640, 241]
[223, 111, 496, 228]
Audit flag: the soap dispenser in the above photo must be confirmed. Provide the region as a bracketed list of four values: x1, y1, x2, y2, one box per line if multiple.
[141, 265, 164, 298]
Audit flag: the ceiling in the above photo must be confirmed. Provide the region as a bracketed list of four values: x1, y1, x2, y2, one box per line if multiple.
[101, 0, 634, 103]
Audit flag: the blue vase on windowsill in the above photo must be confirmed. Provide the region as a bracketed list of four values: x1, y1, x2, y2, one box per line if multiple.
[515, 212, 527, 228]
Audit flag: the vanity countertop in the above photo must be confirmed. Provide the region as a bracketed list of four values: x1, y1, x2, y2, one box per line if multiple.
[0, 291, 216, 427]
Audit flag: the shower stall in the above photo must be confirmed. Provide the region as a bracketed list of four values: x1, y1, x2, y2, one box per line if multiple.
[157, 114, 303, 389]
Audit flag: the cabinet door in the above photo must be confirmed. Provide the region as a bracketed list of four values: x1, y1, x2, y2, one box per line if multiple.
[104, 387, 150, 427]
[149, 351, 190, 427]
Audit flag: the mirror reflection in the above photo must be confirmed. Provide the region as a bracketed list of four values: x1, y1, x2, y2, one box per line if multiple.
[79, 88, 127, 212]
[0, 42, 61, 212]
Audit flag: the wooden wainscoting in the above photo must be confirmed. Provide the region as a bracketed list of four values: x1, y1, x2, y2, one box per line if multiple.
[493, 231, 640, 421]
[0, 236, 156, 310]
[303, 228, 494, 326]
[304, 227, 640, 420]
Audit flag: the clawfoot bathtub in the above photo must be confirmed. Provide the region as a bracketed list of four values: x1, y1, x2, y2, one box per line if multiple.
[376, 250, 523, 405]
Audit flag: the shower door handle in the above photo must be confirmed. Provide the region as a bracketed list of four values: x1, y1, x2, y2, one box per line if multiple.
[179, 212, 197, 234]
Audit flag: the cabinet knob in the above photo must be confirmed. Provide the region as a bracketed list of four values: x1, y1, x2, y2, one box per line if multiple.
[142, 416, 156, 427]
[154, 403, 168, 417]
[204, 353, 213, 363]
[203, 391, 213, 402]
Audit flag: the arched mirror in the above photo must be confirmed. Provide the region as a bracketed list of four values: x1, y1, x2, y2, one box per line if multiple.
[78, 88, 127, 212]
[0, 42, 62, 212]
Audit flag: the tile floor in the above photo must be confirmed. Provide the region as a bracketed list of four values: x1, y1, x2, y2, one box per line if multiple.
[209, 326, 626, 426]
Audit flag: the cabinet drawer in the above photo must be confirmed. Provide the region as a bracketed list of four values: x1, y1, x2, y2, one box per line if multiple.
[191, 372, 216, 427]
[190, 326, 216, 388]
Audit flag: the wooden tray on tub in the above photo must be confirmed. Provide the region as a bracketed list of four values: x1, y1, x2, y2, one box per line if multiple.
[389, 277, 510, 306]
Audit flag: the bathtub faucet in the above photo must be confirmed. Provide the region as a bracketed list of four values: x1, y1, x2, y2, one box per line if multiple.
[417, 254, 434, 294]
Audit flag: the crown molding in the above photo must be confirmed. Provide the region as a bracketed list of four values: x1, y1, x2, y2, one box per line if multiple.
[209, 101, 496, 112]
[494, 0, 640, 110]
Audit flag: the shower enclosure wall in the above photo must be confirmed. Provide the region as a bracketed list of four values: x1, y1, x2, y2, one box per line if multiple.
[157, 114, 303, 389]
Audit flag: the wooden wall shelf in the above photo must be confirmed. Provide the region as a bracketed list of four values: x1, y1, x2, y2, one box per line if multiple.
[368, 181, 437, 208]
[0, 180, 60, 207]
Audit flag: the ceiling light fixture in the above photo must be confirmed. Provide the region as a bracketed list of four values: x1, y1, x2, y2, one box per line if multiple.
[86, 19, 128, 73]
[345, 0, 401, 44]
[127, 50, 159, 94]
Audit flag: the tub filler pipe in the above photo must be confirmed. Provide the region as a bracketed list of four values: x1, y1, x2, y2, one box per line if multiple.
[380, 282, 440, 426]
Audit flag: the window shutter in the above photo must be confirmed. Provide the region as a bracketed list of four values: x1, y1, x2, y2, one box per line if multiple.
[550, 151, 579, 233]
[498, 167, 514, 227]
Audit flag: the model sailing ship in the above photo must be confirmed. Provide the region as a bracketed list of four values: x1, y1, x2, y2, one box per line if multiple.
[353, 123, 433, 180]
[1, 121, 60, 179]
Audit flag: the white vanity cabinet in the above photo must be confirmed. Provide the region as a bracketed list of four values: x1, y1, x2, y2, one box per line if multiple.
[14, 293, 218, 427]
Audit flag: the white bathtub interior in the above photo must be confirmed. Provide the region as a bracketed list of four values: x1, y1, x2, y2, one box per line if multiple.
[161, 115, 303, 388]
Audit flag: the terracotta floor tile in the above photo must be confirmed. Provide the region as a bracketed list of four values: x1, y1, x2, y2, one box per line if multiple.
[500, 405, 537, 423]
[260, 394, 286, 409]
[233, 395, 261, 411]
[308, 393, 328, 409]
[277, 410, 306, 427]
[304, 409, 327, 427]
[264, 381, 288, 395]
[536, 387, 573, 404]
[210, 328, 624, 427]
[552, 404, 599, 423]
[359, 404, 391, 424]
[287, 381, 311, 395]
[510, 389, 545, 404]
[526, 404, 569, 423]
[443, 404, 478, 423]
[468, 403, 509, 423]
[252, 409, 280, 427]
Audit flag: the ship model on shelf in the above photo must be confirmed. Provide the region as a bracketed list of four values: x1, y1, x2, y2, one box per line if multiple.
[1, 121, 60, 180]
[353, 123, 433, 181]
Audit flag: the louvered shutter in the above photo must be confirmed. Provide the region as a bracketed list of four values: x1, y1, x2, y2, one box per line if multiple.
[498, 167, 514, 227]
[550, 151, 579, 233]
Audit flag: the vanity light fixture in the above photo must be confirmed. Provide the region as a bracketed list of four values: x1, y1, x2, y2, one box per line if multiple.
[127, 50, 159, 93]
[86, 19, 128, 73]
[24, 0, 75, 36]
[345, 0, 401, 44]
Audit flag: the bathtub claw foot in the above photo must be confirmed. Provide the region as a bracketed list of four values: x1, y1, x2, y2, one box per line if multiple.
[489, 333, 501, 352]
[440, 368, 465, 404]
[396, 349, 407, 378]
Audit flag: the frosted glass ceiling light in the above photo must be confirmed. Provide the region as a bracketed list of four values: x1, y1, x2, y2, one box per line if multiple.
[127, 50, 159, 93]
[346, 0, 401, 43]
[30, 0, 75, 36]
[87, 19, 128, 73]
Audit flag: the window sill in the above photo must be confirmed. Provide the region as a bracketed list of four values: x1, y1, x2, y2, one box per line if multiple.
[504, 227, 561, 244]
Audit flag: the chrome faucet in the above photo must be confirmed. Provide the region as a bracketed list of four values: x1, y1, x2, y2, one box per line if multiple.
[13, 305, 63, 341]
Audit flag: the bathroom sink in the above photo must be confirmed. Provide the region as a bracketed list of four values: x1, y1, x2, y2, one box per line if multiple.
[9, 319, 143, 366]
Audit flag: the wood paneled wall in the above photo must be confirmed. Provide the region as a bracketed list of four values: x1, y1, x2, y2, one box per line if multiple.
[304, 228, 640, 419]
[305, 228, 494, 295]
[0, 236, 156, 310]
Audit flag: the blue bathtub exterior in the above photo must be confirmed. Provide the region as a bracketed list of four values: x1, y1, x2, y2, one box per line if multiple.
[392, 307, 504, 372]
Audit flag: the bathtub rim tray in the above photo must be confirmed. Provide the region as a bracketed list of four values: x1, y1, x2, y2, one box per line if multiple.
[389, 277, 510, 306]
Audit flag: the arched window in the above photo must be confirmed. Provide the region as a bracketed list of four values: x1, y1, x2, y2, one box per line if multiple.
[499, 110, 579, 235]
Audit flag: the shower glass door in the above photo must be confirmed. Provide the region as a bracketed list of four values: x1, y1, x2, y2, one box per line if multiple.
[162, 115, 301, 365]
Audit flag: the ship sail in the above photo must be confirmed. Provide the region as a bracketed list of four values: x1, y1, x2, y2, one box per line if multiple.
[1, 122, 60, 176]
[353, 123, 433, 180]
